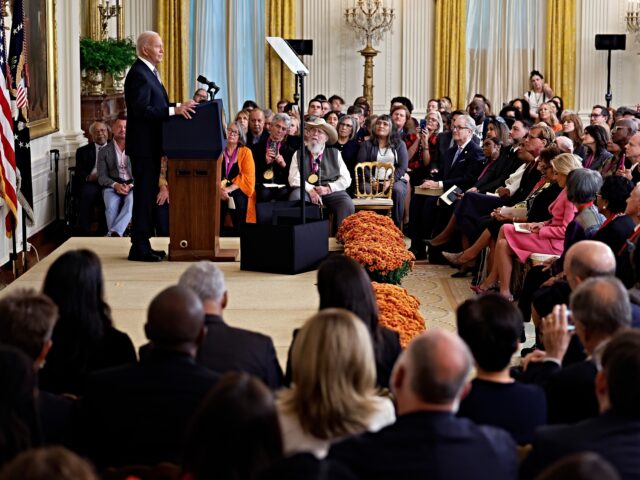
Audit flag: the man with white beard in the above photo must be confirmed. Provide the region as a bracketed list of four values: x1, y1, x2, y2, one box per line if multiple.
[288, 117, 355, 228]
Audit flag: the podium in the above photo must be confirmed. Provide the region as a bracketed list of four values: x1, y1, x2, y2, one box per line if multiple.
[162, 100, 237, 261]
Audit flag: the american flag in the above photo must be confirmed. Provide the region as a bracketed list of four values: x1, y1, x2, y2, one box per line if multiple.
[0, 13, 18, 235]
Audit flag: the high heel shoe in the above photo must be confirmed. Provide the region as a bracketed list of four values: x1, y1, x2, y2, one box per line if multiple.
[443, 251, 469, 267]
[470, 282, 499, 294]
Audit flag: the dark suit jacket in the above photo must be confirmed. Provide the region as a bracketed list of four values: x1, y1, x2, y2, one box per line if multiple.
[505, 160, 542, 206]
[74, 143, 99, 194]
[521, 411, 640, 479]
[97, 141, 134, 188]
[594, 215, 636, 287]
[196, 314, 283, 390]
[436, 140, 484, 191]
[251, 137, 296, 186]
[474, 146, 521, 194]
[124, 58, 170, 159]
[80, 349, 219, 468]
[328, 411, 517, 480]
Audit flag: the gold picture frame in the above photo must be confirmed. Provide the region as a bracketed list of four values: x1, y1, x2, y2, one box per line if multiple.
[26, 0, 58, 139]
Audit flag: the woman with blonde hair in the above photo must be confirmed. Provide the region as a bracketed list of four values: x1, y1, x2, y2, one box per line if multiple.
[278, 308, 395, 458]
[537, 102, 561, 133]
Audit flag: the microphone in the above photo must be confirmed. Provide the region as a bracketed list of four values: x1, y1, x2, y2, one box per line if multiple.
[197, 74, 220, 94]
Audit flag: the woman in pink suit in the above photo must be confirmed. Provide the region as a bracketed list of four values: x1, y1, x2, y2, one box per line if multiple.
[476, 153, 583, 300]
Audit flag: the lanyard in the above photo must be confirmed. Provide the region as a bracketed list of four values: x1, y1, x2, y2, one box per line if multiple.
[223, 146, 238, 178]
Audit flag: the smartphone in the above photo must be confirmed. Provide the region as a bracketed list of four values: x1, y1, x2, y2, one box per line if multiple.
[420, 119, 427, 130]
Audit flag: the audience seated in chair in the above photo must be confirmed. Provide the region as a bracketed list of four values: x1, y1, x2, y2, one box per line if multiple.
[0, 346, 40, 469]
[97, 117, 134, 238]
[288, 117, 354, 229]
[80, 286, 219, 469]
[520, 275, 631, 425]
[284, 255, 401, 390]
[251, 113, 295, 202]
[176, 261, 283, 389]
[0, 447, 99, 480]
[328, 330, 517, 479]
[521, 329, 640, 479]
[279, 309, 395, 458]
[0, 290, 75, 447]
[456, 294, 547, 444]
[181, 372, 282, 480]
[39, 250, 136, 396]
[75, 121, 109, 235]
[356, 114, 408, 226]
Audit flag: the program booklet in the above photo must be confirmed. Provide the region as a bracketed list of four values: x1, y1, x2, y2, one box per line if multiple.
[439, 185, 463, 206]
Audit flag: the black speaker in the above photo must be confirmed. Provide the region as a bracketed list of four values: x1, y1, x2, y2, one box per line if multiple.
[285, 39, 313, 56]
[595, 34, 626, 51]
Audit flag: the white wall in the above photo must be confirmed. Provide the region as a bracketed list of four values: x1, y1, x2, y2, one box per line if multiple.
[299, 0, 638, 117]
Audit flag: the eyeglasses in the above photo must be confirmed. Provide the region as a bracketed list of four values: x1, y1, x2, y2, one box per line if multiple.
[590, 113, 604, 118]
[612, 126, 628, 133]
[452, 125, 470, 131]
[339, 123, 354, 129]
[227, 129, 240, 135]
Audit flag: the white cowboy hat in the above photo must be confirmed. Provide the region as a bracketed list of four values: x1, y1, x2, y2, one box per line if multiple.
[304, 116, 338, 145]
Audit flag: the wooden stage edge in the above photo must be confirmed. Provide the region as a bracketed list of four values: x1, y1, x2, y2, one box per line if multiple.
[0, 237, 345, 367]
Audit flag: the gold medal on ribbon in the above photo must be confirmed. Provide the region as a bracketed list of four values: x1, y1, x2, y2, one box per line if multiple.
[221, 179, 230, 189]
[263, 169, 274, 180]
[307, 173, 319, 184]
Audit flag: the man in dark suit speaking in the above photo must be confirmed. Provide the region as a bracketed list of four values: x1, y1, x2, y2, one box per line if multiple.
[125, 31, 196, 262]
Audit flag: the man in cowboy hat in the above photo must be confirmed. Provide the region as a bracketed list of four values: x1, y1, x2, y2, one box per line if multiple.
[288, 116, 354, 228]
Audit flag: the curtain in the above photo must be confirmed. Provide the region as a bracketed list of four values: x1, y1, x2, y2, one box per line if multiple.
[156, 0, 190, 101]
[189, 0, 266, 118]
[265, 0, 296, 111]
[434, 0, 467, 110]
[545, 0, 576, 109]
[466, 0, 545, 112]
[228, 0, 265, 113]
[190, 1, 229, 110]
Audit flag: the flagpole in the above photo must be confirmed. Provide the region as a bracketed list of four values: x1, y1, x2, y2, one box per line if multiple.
[10, 217, 18, 278]
[21, 207, 27, 272]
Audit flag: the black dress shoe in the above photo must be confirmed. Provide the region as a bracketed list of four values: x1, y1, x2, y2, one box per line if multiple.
[128, 251, 162, 262]
[150, 249, 166, 259]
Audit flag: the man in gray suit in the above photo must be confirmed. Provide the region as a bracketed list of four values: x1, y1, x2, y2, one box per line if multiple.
[97, 117, 134, 237]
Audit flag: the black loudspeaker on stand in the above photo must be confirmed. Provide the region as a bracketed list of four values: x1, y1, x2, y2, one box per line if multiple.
[595, 34, 626, 109]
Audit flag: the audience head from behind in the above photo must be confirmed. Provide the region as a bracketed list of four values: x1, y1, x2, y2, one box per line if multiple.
[597, 329, 640, 420]
[279, 309, 380, 440]
[555, 135, 574, 153]
[0, 447, 99, 480]
[178, 261, 226, 316]
[390, 96, 414, 114]
[242, 100, 259, 111]
[0, 345, 39, 468]
[569, 276, 631, 356]
[597, 175, 634, 216]
[145, 285, 205, 356]
[456, 294, 523, 374]
[536, 452, 621, 480]
[182, 372, 282, 480]
[42, 249, 112, 344]
[317, 255, 379, 338]
[391, 330, 473, 415]
[0, 289, 58, 370]
[563, 240, 616, 291]
[565, 168, 603, 205]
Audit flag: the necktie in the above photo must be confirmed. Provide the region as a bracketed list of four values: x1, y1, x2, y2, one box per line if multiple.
[451, 147, 463, 166]
[153, 68, 162, 84]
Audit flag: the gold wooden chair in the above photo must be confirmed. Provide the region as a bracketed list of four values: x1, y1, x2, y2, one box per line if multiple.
[352, 162, 395, 216]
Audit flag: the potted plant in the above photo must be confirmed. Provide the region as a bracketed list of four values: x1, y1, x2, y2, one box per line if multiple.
[80, 37, 108, 95]
[103, 38, 136, 93]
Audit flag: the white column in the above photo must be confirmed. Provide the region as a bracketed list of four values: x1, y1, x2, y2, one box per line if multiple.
[51, 0, 86, 162]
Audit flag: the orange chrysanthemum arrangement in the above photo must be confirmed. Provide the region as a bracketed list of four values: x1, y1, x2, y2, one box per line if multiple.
[373, 282, 426, 347]
[337, 211, 414, 285]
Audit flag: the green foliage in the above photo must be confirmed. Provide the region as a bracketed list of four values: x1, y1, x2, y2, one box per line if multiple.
[80, 37, 136, 74]
[367, 261, 412, 285]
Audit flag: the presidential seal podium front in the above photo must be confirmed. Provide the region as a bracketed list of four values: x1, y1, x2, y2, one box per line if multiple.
[162, 99, 237, 261]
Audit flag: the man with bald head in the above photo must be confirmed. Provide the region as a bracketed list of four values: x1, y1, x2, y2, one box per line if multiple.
[523, 272, 632, 424]
[125, 31, 197, 262]
[81, 286, 219, 468]
[329, 330, 517, 479]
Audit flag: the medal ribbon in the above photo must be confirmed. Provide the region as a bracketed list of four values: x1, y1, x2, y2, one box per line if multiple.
[224, 146, 238, 179]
